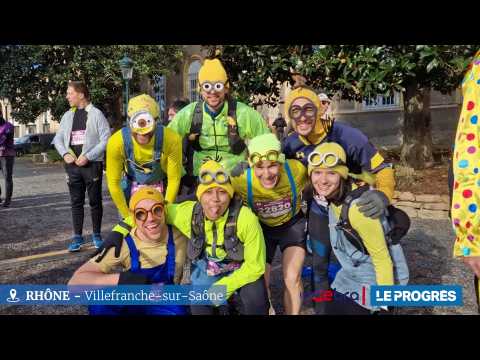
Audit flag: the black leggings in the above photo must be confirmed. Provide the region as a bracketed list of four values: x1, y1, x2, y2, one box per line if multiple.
[0, 156, 14, 203]
[65, 161, 103, 235]
[190, 276, 270, 315]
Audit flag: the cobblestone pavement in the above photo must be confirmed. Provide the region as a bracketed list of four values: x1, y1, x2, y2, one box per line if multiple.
[0, 157, 477, 315]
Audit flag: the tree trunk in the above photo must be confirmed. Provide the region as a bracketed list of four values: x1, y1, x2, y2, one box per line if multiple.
[400, 83, 434, 169]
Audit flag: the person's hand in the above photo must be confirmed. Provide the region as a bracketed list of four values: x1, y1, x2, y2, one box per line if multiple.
[463, 256, 480, 278]
[93, 231, 124, 262]
[63, 154, 76, 164]
[357, 190, 389, 219]
[231, 161, 249, 177]
[75, 155, 89, 167]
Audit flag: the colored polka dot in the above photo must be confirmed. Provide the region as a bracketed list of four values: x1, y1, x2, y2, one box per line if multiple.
[466, 221, 472, 228]
[471, 115, 478, 124]
[468, 146, 477, 154]
[474, 168, 479, 174]
[468, 204, 477, 213]
[455, 181, 459, 189]
[477, 179, 480, 187]
[463, 189, 473, 198]
[459, 159, 469, 168]
[454, 203, 460, 209]
[467, 133, 475, 141]
[477, 79, 480, 85]
[467, 235, 475, 242]
[454, 218, 460, 226]
[467, 101, 475, 111]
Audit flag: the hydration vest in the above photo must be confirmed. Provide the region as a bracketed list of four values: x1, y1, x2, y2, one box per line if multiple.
[187, 194, 245, 262]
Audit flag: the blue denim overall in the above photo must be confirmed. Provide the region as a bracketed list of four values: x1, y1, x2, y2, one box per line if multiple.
[120, 125, 165, 204]
[89, 225, 188, 315]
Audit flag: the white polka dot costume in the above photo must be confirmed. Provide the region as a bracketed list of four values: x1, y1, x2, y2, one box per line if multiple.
[452, 50, 480, 257]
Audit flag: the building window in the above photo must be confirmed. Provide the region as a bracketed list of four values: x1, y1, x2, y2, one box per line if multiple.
[14, 126, 20, 138]
[187, 60, 201, 102]
[27, 125, 36, 134]
[42, 123, 50, 133]
[363, 93, 400, 109]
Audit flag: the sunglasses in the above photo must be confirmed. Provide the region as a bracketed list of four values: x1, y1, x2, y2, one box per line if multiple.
[289, 104, 318, 123]
[307, 151, 346, 168]
[199, 170, 230, 185]
[201, 82, 226, 93]
[249, 150, 280, 165]
[134, 203, 164, 222]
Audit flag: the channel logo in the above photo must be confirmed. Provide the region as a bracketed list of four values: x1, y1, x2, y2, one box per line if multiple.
[371, 285, 463, 307]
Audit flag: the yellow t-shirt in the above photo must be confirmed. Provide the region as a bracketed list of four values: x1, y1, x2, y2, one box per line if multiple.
[106, 127, 183, 218]
[231, 159, 307, 227]
[90, 226, 188, 284]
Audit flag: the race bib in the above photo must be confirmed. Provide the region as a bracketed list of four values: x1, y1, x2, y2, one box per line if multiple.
[253, 196, 292, 219]
[70, 130, 86, 146]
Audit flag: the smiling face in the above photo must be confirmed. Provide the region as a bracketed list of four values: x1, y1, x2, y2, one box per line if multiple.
[133, 131, 154, 145]
[200, 187, 231, 221]
[253, 160, 281, 190]
[310, 168, 341, 199]
[134, 198, 165, 242]
[201, 82, 228, 112]
[289, 97, 317, 137]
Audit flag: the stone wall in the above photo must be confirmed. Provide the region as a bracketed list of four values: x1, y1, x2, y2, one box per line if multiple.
[392, 191, 450, 220]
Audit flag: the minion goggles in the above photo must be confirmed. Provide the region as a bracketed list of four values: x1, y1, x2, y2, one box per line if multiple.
[248, 150, 281, 165]
[198, 169, 230, 185]
[307, 151, 346, 168]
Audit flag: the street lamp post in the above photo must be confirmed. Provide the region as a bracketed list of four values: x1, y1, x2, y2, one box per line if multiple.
[119, 54, 134, 124]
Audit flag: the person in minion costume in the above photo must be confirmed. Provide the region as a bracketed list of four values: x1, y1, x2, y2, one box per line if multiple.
[97, 160, 270, 315]
[69, 186, 189, 315]
[306, 142, 408, 315]
[451, 49, 480, 313]
[168, 57, 270, 182]
[106, 94, 183, 219]
[230, 133, 308, 315]
[282, 85, 395, 218]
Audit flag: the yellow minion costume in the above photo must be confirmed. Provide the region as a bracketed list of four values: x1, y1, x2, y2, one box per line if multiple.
[167, 58, 270, 176]
[308, 142, 408, 313]
[230, 133, 308, 264]
[112, 161, 267, 303]
[282, 86, 395, 202]
[106, 94, 183, 218]
[231, 133, 307, 228]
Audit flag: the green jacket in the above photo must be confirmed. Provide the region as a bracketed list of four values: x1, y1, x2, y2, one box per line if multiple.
[113, 201, 266, 299]
[167, 100, 270, 175]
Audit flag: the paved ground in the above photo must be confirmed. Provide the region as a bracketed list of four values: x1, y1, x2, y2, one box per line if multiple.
[0, 157, 478, 315]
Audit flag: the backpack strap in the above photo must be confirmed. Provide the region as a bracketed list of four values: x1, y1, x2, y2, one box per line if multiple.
[284, 161, 297, 218]
[223, 194, 245, 262]
[337, 184, 371, 255]
[188, 101, 204, 152]
[187, 201, 206, 261]
[226, 98, 246, 155]
[246, 167, 254, 211]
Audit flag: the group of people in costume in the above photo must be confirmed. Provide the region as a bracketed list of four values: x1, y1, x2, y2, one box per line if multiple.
[66, 52, 480, 315]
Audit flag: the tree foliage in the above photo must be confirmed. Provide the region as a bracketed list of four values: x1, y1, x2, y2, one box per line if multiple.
[0, 45, 183, 125]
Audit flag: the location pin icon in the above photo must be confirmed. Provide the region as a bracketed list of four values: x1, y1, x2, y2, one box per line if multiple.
[10, 289, 17, 300]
